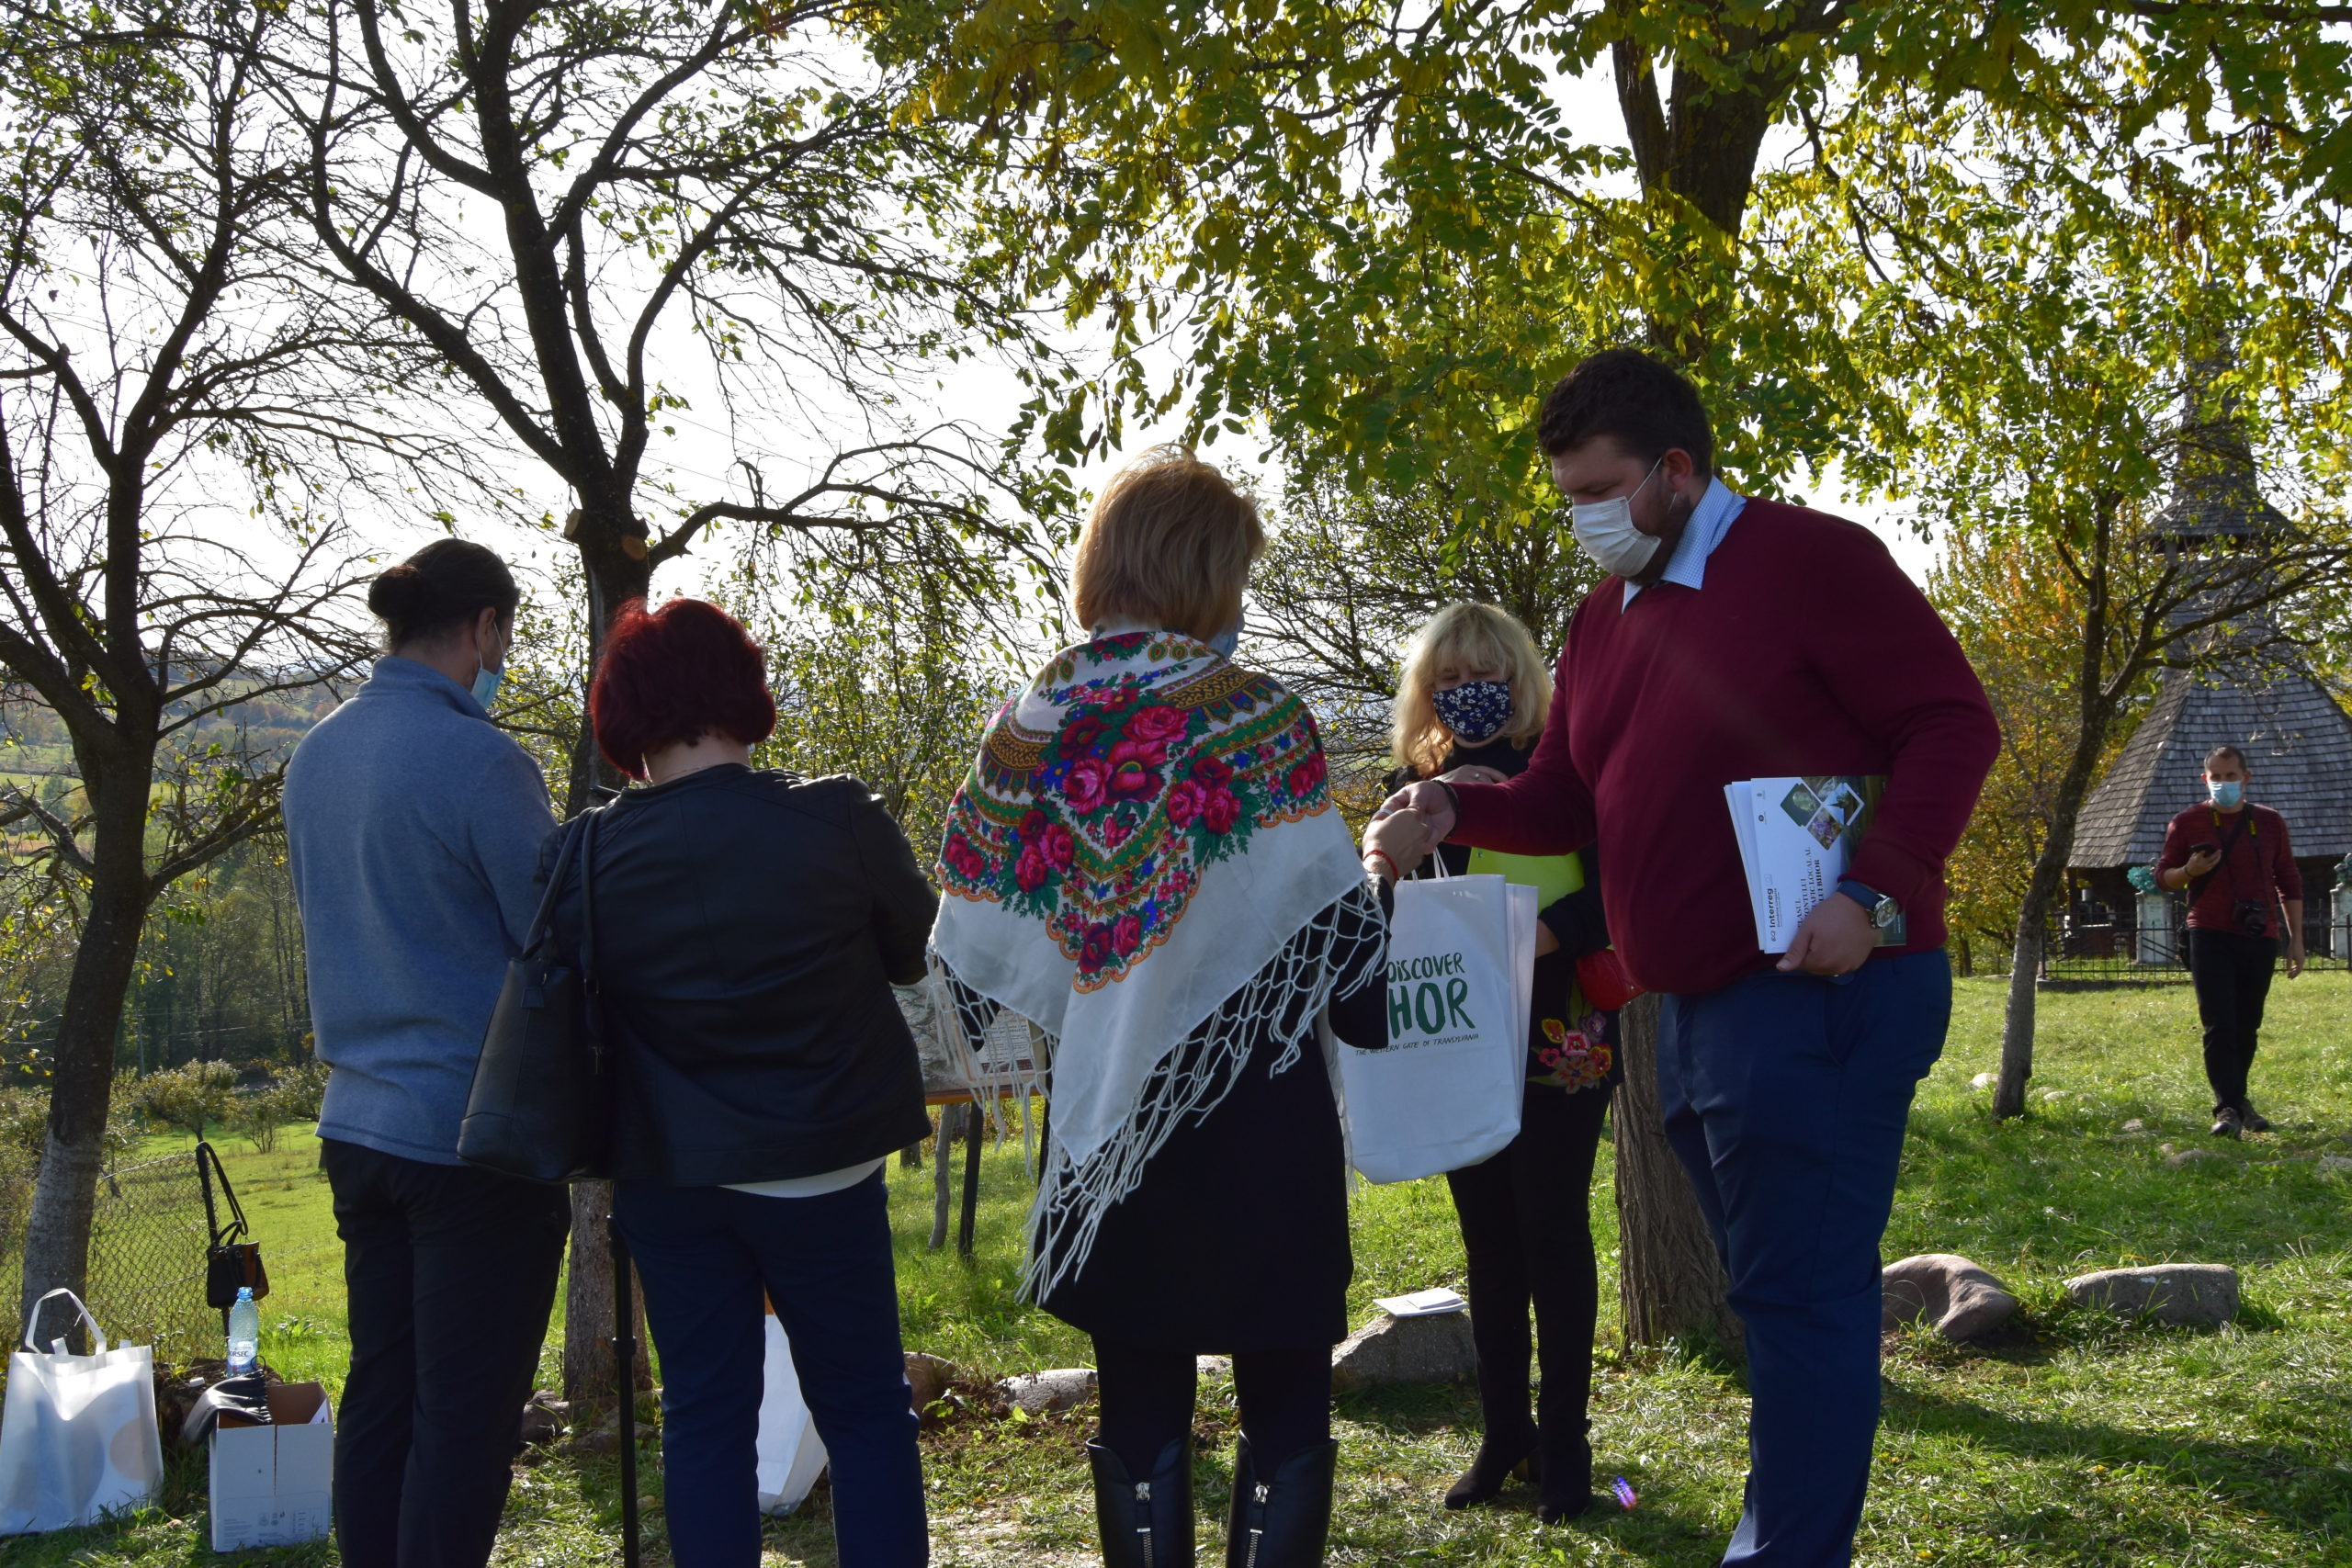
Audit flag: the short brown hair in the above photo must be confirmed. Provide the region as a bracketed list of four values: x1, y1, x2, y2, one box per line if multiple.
[1070, 446, 1265, 642]
[2204, 744, 2248, 772]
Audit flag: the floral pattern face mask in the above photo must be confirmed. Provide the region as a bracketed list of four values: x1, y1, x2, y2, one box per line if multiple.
[1431, 679, 1512, 746]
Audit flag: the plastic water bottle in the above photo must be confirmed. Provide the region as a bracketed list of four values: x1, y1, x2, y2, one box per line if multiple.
[226, 1287, 259, 1376]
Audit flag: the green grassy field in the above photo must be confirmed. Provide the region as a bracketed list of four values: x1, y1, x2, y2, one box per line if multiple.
[8, 975, 2351, 1565]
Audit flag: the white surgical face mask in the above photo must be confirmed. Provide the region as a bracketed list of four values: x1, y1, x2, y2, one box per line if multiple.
[1570, 457, 1666, 580]
[1206, 615, 1243, 659]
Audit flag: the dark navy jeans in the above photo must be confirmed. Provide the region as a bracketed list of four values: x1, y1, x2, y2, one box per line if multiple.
[1657, 950, 1950, 1568]
[615, 1171, 926, 1567]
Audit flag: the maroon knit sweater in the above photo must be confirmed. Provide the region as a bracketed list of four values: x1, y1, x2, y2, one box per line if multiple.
[2157, 803, 2301, 931]
[1450, 500, 2001, 996]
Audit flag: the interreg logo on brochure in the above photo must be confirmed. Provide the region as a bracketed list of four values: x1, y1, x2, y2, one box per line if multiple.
[1387, 950, 1481, 1046]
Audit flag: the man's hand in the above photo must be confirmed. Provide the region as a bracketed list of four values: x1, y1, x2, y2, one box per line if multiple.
[2181, 845, 2222, 880]
[1374, 779, 1457, 843]
[2287, 938, 2307, 979]
[1779, 892, 1876, 976]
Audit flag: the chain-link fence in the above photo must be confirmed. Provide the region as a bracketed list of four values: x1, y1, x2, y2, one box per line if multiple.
[0, 1150, 214, 1366]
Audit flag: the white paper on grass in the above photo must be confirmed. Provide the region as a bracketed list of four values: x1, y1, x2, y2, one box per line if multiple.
[1328, 872, 1536, 1185]
[1375, 1288, 1468, 1317]
[756, 1313, 829, 1516]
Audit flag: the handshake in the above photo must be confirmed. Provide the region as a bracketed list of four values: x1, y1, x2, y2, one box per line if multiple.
[1360, 777, 1461, 883]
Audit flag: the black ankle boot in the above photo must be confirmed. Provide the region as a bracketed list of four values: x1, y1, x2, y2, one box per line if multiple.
[1090, 1435, 1195, 1567]
[1224, 1435, 1338, 1567]
[1442, 1426, 1538, 1509]
[1534, 1428, 1595, 1525]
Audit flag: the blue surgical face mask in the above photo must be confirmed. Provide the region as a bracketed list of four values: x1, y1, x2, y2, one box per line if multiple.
[471, 626, 506, 709]
[1431, 679, 1513, 746]
[2208, 778, 2244, 809]
[1206, 615, 1243, 659]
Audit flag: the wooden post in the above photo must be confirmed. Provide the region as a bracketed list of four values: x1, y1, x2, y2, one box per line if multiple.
[956, 1100, 984, 1257]
[929, 1104, 959, 1252]
[1610, 994, 1742, 1355]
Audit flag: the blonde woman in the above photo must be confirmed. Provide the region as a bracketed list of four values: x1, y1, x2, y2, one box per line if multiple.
[932, 446, 1427, 1566]
[1385, 603, 1622, 1523]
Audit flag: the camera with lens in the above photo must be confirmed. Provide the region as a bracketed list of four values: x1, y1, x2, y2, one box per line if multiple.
[2233, 898, 2269, 938]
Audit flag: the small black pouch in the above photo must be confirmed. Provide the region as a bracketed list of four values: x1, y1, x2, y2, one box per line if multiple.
[197, 1140, 269, 1312]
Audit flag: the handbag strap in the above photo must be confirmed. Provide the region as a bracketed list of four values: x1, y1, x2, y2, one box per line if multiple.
[195, 1140, 248, 1248]
[519, 810, 596, 958]
[22, 1287, 106, 1355]
[578, 807, 601, 991]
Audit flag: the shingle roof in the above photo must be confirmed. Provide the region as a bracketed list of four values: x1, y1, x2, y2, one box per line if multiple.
[2072, 664, 2352, 868]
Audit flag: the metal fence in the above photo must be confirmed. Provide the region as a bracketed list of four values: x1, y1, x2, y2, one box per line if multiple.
[0, 1150, 214, 1364]
[2018, 904, 2352, 986]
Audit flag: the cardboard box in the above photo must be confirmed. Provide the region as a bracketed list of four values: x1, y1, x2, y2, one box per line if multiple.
[209, 1382, 334, 1551]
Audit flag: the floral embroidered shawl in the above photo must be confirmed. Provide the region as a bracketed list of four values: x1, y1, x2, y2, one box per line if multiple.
[930, 629, 1366, 1178]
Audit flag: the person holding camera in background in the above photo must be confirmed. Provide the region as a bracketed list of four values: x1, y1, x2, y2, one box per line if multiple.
[2156, 744, 2305, 1139]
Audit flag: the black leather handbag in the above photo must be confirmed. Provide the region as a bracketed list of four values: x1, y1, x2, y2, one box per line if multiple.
[196, 1139, 268, 1313]
[458, 809, 609, 1183]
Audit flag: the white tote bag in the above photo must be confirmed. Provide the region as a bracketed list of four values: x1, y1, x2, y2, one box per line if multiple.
[1330, 866, 1537, 1183]
[754, 1309, 829, 1516]
[0, 1290, 164, 1534]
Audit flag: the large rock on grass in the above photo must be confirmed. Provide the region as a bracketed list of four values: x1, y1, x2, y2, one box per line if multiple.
[2064, 1264, 2239, 1325]
[1001, 1367, 1097, 1414]
[1329, 1310, 1477, 1393]
[1882, 1254, 2021, 1341]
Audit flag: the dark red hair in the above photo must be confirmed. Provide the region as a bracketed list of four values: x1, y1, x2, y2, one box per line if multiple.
[590, 598, 776, 779]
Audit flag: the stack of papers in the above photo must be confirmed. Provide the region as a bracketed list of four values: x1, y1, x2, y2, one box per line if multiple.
[1724, 775, 1905, 953]
[1374, 1288, 1468, 1317]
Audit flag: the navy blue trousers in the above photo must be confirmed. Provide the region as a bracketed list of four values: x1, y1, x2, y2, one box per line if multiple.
[615, 1172, 927, 1568]
[1657, 951, 1949, 1568]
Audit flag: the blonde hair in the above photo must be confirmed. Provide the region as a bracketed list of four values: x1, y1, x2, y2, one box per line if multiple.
[1070, 446, 1265, 642]
[1391, 603, 1555, 777]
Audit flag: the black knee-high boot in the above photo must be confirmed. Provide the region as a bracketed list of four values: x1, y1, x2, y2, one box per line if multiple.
[1090, 1434, 1195, 1567]
[1223, 1434, 1337, 1567]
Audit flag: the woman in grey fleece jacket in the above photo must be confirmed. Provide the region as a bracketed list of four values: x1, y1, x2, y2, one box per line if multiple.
[283, 538, 565, 1568]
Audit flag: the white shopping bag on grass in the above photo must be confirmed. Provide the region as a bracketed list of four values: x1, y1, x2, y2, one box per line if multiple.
[755, 1305, 829, 1516]
[1329, 867, 1536, 1183]
[0, 1289, 164, 1534]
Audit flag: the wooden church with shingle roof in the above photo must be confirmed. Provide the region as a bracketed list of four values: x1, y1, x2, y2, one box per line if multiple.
[2068, 370, 2352, 962]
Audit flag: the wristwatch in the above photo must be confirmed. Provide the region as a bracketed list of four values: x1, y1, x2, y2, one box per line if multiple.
[1838, 878, 1900, 931]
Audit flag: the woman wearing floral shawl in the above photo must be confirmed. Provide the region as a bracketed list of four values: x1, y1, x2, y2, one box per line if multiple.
[933, 448, 1429, 1567]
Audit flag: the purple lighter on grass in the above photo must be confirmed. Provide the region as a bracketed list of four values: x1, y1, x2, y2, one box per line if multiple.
[1612, 1476, 1638, 1510]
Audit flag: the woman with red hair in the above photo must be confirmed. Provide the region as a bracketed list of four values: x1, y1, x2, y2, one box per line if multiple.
[543, 597, 935, 1567]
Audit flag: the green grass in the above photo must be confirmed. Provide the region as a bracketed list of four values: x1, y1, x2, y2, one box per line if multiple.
[9, 976, 2352, 1564]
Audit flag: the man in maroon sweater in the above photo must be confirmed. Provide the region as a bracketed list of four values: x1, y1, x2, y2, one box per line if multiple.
[2154, 743, 2305, 1138]
[1383, 351, 1999, 1567]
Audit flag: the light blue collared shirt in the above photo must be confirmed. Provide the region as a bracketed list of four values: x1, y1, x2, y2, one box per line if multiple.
[1623, 478, 1747, 607]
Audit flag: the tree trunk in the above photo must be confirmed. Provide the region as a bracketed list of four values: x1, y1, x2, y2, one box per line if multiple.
[559, 496, 657, 1409]
[1610, 993, 1740, 1356]
[1992, 629, 2122, 1119]
[561, 1179, 651, 1413]
[17, 757, 154, 1337]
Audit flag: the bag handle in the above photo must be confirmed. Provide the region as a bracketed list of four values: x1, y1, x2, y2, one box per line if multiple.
[578, 807, 601, 991]
[195, 1140, 249, 1249]
[22, 1288, 107, 1355]
[518, 809, 598, 959]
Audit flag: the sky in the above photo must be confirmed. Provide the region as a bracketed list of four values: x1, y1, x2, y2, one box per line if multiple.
[319, 34, 1942, 660]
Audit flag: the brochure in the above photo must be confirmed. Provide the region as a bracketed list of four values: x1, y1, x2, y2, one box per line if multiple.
[1724, 775, 1907, 953]
[1374, 1288, 1467, 1318]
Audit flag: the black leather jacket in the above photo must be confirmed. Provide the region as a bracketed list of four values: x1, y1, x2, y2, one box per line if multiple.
[545, 765, 935, 1185]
